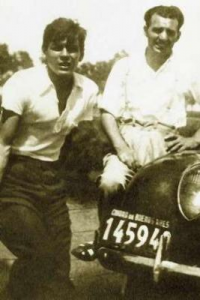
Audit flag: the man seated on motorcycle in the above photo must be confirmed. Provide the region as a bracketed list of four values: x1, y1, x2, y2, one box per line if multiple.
[72, 5, 200, 261]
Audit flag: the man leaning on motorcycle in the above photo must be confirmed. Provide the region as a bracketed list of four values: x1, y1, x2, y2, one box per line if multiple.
[72, 5, 200, 261]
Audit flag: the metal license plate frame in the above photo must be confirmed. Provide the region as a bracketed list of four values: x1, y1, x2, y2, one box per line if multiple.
[100, 209, 171, 257]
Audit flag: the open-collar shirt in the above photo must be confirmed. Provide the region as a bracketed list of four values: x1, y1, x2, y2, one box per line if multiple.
[2, 65, 98, 161]
[99, 53, 200, 128]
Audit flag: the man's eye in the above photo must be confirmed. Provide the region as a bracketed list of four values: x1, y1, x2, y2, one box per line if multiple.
[50, 45, 64, 51]
[67, 45, 79, 52]
[167, 30, 176, 37]
[153, 28, 162, 34]
[50, 44, 79, 52]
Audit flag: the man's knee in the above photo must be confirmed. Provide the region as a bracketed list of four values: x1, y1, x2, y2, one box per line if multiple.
[0, 204, 55, 259]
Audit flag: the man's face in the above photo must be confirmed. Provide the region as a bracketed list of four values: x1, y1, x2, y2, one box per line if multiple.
[144, 13, 180, 57]
[45, 37, 81, 77]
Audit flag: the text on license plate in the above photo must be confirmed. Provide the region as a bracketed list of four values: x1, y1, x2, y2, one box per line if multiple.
[102, 211, 171, 252]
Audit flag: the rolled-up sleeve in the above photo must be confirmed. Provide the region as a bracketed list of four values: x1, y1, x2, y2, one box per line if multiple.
[2, 71, 27, 115]
[99, 57, 129, 118]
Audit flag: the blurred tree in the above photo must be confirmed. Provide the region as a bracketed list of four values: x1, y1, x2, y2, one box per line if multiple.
[0, 44, 12, 75]
[0, 44, 33, 86]
[77, 50, 128, 93]
[12, 51, 33, 71]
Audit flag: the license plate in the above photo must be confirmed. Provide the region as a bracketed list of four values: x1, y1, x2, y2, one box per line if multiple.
[100, 209, 171, 257]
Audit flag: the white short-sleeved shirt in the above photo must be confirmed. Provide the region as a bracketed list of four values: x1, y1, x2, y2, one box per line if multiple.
[2, 65, 98, 161]
[99, 54, 200, 128]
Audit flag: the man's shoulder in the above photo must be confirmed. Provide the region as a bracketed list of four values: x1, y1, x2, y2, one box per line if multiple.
[169, 55, 198, 83]
[74, 72, 98, 93]
[112, 56, 130, 71]
[110, 55, 145, 77]
[105, 57, 131, 82]
[2, 65, 51, 100]
[6, 65, 45, 85]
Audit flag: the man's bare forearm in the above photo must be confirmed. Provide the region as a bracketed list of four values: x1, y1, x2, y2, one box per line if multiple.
[101, 111, 135, 167]
[101, 111, 128, 151]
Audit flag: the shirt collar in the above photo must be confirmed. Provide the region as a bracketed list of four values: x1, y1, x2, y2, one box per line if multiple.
[40, 66, 83, 95]
[73, 72, 84, 89]
[38, 65, 54, 95]
[142, 48, 174, 74]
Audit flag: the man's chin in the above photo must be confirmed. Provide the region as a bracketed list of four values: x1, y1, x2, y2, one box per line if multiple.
[56, 69, 74, 77]
[153, 46, 170, 56]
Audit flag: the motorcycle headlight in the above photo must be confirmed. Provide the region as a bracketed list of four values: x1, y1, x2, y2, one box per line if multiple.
[178, 163, 200, 221]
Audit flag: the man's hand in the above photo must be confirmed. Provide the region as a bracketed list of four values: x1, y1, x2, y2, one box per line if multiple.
[165, 133, 199, 153]
[116, 145, 135, 168]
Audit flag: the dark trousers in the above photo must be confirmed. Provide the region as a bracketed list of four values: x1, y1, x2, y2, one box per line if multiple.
[0, 155, 72, 300]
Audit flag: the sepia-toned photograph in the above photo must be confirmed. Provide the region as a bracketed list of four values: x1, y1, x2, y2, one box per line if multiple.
[0, 0, 200, 299]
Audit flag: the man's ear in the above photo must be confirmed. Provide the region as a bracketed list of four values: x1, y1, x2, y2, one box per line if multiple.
[144, 26, 148, 37]
[79, 54, 84, 62]
[41, 53, 47, 64]
[79, 49, 84, 61]
[176, 31, 181, 42]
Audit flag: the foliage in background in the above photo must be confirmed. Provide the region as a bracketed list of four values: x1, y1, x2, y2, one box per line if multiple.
[77, 50, 128, 93]
[0, 44, 127, 92]
[0, 44, 33, 86]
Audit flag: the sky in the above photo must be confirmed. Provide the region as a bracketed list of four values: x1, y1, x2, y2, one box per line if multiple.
[0, 0, 199, 65]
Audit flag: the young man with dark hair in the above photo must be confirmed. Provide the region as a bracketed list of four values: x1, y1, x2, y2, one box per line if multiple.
[0, 17, 98, 299]
[73, 5, 200, 261]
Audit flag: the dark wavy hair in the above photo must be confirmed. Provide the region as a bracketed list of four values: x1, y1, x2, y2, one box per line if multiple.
[42, 18, 87, 61]
[144, 6, 184, 30]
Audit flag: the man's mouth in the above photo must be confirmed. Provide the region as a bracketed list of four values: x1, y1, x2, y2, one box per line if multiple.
[154, 42, 169, 51]
[155, 43, 165, 49]
[59, 62, 71, 69]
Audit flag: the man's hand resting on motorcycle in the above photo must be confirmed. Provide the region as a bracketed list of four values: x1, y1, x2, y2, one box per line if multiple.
[165, 133, 200, 153]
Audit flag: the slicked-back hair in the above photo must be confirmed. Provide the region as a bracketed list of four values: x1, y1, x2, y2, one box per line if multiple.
[144, 6, 184, 30]
[42, 18, 87, 61]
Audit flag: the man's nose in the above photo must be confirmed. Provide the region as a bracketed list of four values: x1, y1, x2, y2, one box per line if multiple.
[159, 30, 168, 41]
[60, 47, 69, 56]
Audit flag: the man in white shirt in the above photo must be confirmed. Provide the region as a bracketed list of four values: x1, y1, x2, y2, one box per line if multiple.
[0, 18, 98, 299]
[72, 5, 200, 262]
[99, 5, 200, 196]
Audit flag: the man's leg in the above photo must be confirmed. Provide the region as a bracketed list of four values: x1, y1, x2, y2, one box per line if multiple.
[0, 203, 71, 300]
[120, 124, 168, 165]
[42, 198, 73, 297]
